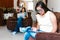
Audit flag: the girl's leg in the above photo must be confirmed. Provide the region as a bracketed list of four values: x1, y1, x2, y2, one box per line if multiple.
[29, 36, 35, 40]
[20, 26, 31, 33]
[12, 17, 23, 35]
[24, 32, 31, 40]
[24, 31, 37, 40]
[30, 32, 36, 38]
[14, 17, 23, 32]
[28, 30, 43, 38]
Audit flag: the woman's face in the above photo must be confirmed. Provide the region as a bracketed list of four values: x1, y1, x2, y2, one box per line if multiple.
[36, 6, 45, 15]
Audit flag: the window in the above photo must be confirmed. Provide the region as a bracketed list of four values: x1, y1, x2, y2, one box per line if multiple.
[27, 2, 33, 10]
[22, 0, 34, 10]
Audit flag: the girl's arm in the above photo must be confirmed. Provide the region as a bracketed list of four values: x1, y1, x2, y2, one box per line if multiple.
[37, 23, 40, 30]
[50, 12, 57, 33]
[25, 12, 28, 18]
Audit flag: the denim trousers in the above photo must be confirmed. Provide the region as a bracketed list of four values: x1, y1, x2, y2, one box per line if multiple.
[24, 31, 36, 40]
[14, 17, 23, 32]
[23, 26, 43, 40]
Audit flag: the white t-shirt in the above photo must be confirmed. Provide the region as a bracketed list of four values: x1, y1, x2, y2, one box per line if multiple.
[36, 11, 53, 32]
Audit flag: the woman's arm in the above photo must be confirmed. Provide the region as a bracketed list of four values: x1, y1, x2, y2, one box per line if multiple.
[50, 12, 57, 33]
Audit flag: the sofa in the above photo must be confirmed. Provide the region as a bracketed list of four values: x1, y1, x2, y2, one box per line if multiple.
[35, 32, 60, 40]
[35, 12, 60, 40]
[7, 11, 17, 31]
[22, 12, 32, 27]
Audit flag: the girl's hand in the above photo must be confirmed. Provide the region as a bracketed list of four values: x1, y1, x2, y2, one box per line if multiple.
[32, 27, 37, 32]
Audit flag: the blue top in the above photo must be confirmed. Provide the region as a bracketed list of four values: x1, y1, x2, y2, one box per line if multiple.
[17, 12, 27, 18]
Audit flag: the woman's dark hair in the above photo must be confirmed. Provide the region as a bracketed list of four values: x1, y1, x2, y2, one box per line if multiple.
[35, 1, 51, 13]
[20, 7, 26, 12]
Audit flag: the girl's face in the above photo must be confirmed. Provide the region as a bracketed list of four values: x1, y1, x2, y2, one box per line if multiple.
[36, 6, 45, 15]
[22, 8, 24, 12]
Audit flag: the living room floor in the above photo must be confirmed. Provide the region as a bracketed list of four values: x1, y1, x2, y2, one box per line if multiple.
[0, 26, 24, 40]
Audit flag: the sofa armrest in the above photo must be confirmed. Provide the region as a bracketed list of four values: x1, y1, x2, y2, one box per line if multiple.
[35, 32, 60, 40]
[7, 17, 17, 31]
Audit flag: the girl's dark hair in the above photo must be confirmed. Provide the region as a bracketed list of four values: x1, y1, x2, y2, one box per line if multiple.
[35, 1, 51, 13]
[20, 7, 26, 12]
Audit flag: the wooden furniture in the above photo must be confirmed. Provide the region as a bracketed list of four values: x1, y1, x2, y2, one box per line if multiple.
[0, 0, 20, 8]
[0, 9, 4, 26]
[0, 0, 13, 8]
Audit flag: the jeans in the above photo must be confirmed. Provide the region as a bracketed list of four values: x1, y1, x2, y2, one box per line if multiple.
[20, 26, 31, 33]
[24, 26, 43, 40]
[24, 31, 36, 40]
[13, 17, 23, 32]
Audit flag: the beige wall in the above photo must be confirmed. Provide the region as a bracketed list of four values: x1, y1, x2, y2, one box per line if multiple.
[14, 0, 18, 9]
[47, 0, 60, 12]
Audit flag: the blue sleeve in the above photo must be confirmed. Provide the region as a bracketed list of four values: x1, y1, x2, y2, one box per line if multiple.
[25, 12, 27, 17]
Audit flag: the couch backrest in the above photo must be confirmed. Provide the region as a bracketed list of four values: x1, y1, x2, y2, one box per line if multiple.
[54, 12, 60, 33]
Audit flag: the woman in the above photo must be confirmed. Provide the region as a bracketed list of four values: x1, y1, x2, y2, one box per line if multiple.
[24, 1, 57, 40]
[12, 7, 27, 35]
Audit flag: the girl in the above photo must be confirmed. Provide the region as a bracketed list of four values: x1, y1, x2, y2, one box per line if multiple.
[12, 7, 27, 35]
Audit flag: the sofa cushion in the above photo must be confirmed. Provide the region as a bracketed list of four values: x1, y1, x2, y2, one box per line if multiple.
[54, 12, 60, 22]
